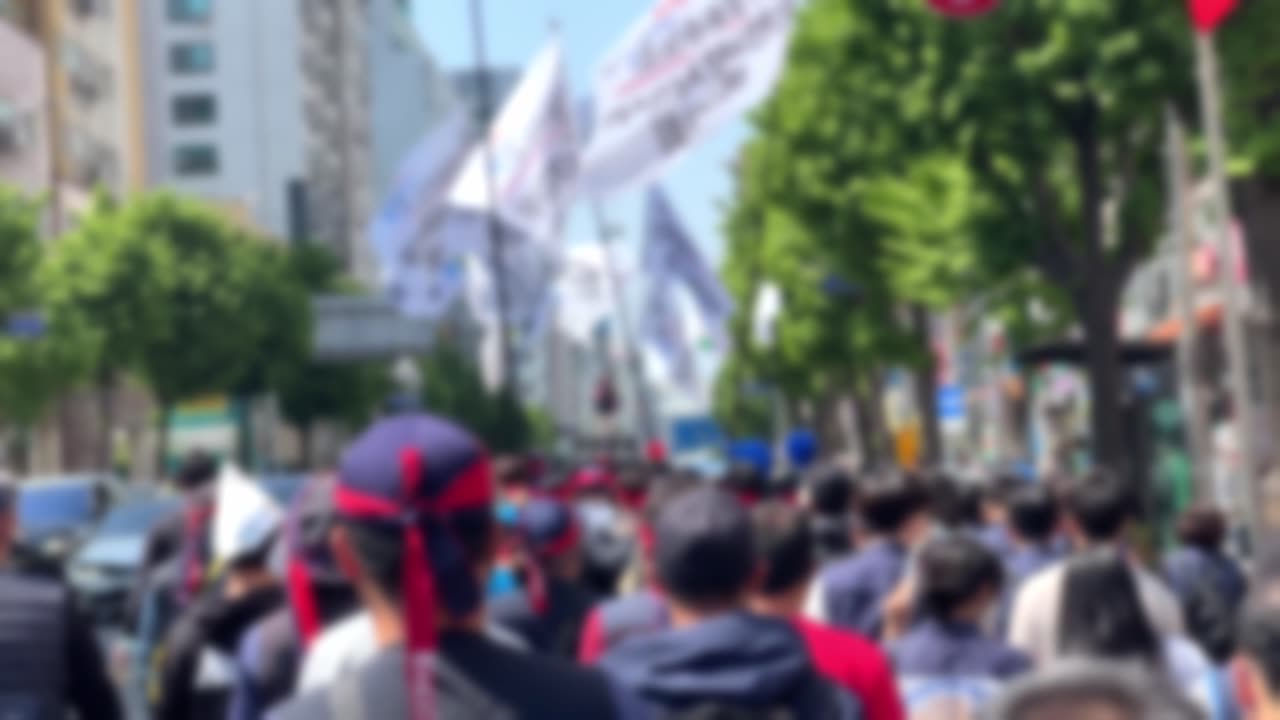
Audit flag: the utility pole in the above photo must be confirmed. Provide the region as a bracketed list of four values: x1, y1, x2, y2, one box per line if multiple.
[1165, 110, 1213, 501]
[590, 205, 659, 444]
[1194, 30, 1262, 536]
[467, 0, 518, 396]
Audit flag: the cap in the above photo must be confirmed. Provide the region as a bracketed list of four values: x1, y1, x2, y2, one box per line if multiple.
[336, 413, 493, 720]
[212, 464, 282, 564]
[518, 497, 580, 559]
[654, 486, 754, 605]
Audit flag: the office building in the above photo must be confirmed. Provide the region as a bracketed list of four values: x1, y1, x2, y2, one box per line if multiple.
[0, 13, 48, 195]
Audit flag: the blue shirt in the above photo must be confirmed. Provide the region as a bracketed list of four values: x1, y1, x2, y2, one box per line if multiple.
[823, 539, 908, 639]
[1163, 546, 1247, 614]
[892, 617, 1032, 679]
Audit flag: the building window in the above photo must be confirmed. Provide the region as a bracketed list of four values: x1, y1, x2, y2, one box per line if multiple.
[172, 94, 216, 126]
[170, 42, 214, 74]
[69, 0, 111, 19]
[168, 0, 210, 22]
[173, 144, 218, 176]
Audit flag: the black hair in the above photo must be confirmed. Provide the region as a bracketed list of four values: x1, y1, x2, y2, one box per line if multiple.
[810, 467, 856, 517]
[343, 507, 494, 603]
[1239, 603, 1280, 693]
[654, 486, 754, 608]
[617, 462, 651, 494]
[1057, 550, 1161, 666]
[926, 473, 981, 530]
[229, 536, 278, 573]
[917, 534, 1002, 620]
[723, 462, 767, 498]
[983, 474, 1024, 505]
[1175, 504, 1226, 550]
[751, 502, 814, 596]
[859, 470, 928, 535]
[176, 450, 218, 489]
[1064, 469, 1137, 542]
[1008, 485, 1059, 543]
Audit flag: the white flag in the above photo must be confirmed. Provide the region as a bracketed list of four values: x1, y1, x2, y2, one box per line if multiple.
[448, 40, 578, 245]
[641, 280, 696, 389]
[369, 110, 475, 318]
[642, 185, 735, 327]
[580, 0, 798, 195]
[555, 245, 618, 343]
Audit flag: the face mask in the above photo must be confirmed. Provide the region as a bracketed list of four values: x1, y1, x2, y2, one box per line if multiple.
[495, 500, 520, 528]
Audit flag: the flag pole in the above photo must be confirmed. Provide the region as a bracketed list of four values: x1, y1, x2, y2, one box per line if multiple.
[467, 0, 518, 396]
[1193, 27, 1261, 535]
[590, 203, 660, 447]
[1165, 109, 1213, 501]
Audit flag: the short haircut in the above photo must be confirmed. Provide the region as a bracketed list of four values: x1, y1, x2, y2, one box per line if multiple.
[654, 486, 754, 608]
[983, 474, 1025, 504]
[859, 470, 928, 535]
[926, 473, 981, 529]
[917, 534, 1002, 619]
[1008, 485, 1059, 543]
[1064, 469, 1136, 542]
[751, 502, 815, 595]
[1240, 603, 1280, 693]
[176, 450, 218, 489]
[810, 467, 856, 517]
[1175, 504, 1226, 550]
[343, 507, 494, 603]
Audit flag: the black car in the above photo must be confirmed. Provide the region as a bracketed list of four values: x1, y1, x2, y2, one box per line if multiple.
[68, 490, 182, 628]
[17, 474, 121, 561]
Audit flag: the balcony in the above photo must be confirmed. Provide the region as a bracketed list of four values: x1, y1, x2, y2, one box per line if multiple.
[64, 126, 118, 188]
[0, 98, 36, 155]
[61, 41, 112, 105]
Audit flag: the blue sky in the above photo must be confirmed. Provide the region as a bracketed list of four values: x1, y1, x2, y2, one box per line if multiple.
[410, 0, 747, 270]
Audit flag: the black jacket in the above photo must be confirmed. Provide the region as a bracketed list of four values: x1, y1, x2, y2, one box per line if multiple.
[488, 575, 596, 658]
[152, 582, 284, 720]
[0, 570, 121, 720]
[601, 611, 861, 719]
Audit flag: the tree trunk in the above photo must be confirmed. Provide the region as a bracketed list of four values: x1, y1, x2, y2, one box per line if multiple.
[96, 369, 114, 471]
[911, 306, 942, 466]
[1077, 281, 1127, 474]
[155, 403, 172, 478]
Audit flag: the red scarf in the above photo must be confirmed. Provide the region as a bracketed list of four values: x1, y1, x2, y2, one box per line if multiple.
[334, 448, 492, 720]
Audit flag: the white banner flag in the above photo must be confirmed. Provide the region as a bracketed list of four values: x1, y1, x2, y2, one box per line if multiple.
[641, 280, 696, 389]
[448, 40, 578, 245]
[555, 245, 619, 343]
[368, 110, 475, 318]
[643, 185, 735, 329]
[580, 0, 798, 195]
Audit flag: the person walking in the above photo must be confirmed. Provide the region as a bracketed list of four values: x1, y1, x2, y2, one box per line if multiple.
[1164, 504, 1247, 663]
[750, 501, 905, 720]
[892, 535, 1031, 719]
[820, 471, 932, 639]
[600, 486, 860, 718]
[1007, 469, 1184, 665]
[489, 496, 596, 657]
[0, 475, 122, 720]
[275, 414, 636, 719]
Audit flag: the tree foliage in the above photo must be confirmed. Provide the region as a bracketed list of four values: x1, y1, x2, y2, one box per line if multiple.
[720, 0, 1194, 468]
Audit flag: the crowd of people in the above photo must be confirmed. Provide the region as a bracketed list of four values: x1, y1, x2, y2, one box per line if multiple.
[6, 410, 1280, 719]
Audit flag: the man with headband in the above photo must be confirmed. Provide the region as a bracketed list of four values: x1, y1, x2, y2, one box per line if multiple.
[275, 414, 636, 719]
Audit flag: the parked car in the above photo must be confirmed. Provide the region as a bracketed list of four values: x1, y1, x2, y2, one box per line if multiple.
[16, 474, 121, 561]
[69, 489, 182, 628]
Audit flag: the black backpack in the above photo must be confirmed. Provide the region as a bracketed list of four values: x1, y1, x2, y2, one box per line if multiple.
[1183, 570, 1236, 662]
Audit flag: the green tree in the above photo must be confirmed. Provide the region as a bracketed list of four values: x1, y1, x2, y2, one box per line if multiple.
[0, 189, 89, 467]
[724, 0, 1193, 469]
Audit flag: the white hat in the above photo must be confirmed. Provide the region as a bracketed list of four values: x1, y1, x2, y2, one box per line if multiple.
[213, 463, 283, 564]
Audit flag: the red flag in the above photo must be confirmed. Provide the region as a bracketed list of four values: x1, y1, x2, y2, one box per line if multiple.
[1188, 0, 1238, 32]
[928, 0, 998, 18]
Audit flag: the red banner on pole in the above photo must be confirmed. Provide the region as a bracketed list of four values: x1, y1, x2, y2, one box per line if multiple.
[1188, 0, 1238, 32]
[928, 0, 998, 18]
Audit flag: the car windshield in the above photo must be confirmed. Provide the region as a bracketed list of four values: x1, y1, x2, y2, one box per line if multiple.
[18, 483, 97, 533]
[95, 497, 180, 538]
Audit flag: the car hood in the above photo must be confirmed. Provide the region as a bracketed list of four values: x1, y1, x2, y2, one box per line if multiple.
[74, 535, 145, 570]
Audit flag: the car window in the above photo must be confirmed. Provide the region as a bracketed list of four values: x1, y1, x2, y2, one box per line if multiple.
[95, 498, 181, 538]
[18, 484, 96, 533]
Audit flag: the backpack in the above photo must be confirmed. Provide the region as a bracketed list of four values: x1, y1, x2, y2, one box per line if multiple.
[1183, 571, 1235, 663]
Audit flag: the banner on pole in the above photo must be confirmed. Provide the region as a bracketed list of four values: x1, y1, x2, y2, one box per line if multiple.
[580, 0, 798, 195]
[642, 185, 735, 333]
[641, 280, 696, 389]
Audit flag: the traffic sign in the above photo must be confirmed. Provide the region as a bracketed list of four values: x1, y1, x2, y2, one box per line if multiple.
[928, 0, 999, 18]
